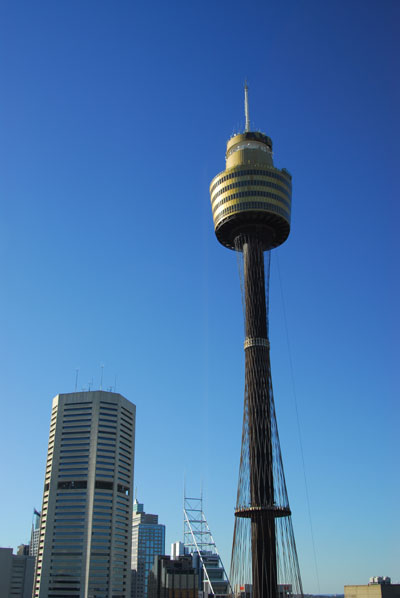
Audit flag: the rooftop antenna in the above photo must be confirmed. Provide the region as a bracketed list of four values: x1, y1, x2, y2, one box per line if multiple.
[183, 473, 186, 544]
[75, 368, 79, 392]
[100, 364, 104, 390]
[244, 80, 250, 132]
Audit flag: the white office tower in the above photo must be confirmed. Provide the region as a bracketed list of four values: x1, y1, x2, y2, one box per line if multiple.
[33, 391, 136, 598]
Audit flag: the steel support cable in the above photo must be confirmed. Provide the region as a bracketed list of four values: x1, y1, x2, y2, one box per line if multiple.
[276, 254, 321, 594]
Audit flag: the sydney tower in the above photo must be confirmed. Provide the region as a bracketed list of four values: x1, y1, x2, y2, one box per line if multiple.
[210, 85, 303, 598]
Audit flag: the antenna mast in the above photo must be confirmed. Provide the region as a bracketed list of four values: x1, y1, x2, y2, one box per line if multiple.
[244, 81, 250, 132]
[75, 368, 79, 392]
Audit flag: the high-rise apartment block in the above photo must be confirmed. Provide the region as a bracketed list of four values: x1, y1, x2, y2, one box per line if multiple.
[131, 499, 165, 598]
[33, 390, 136, 598]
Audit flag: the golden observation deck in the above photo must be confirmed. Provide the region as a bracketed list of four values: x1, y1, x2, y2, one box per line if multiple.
[210, 130, 292, 251]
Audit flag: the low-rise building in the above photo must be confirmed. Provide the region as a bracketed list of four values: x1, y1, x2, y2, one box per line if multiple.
[148, 555, 198, 598]
[345, 578, 400, 598]
[0, 547, 35, 598]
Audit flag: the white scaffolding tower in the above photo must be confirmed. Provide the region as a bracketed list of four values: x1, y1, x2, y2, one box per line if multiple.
[184, 496, 232, 598]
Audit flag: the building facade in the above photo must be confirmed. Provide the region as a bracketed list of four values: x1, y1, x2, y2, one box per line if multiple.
[33, 390, 136, 598]
[345, 580, 400, 598]
[0, 547, 35, 598]
[30, 509, 41, 557]
[131, 499, 165, 598]
[148, 555, 198, 598]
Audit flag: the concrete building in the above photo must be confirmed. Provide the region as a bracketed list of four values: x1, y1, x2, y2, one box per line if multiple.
[131, 499, 165, 598]
[345, 579, 400, 598]
[148, 555, 198, 598]
[33, 390, 136, 598]
[0, 547, 35, 598]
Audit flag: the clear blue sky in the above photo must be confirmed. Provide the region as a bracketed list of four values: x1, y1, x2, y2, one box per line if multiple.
[0, 0, 398, 593]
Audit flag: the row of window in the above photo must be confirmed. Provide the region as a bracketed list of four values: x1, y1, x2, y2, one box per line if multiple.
[59, 466, 88, 472]
[213, 190, 291, 216]
[98, 431, 116, 439]
[53, 530, 84, 536]
[210, 168, 291, 194]
[211, 178, 291, 203]
[120, 422, 132, 435]
[119, 438, 132, 450]
[121, 413, 133, 425]
[216, 201, 290, 222]
[99, 423, 116, 430]
[61, 440, 90, 446]
[54, 517, 85, 522]
[52, 539, 83, 544]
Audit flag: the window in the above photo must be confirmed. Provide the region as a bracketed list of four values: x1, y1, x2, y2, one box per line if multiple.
[117, 484, 129, 496]
[95, 480, 113, 490]
[58, 481, 87, 490]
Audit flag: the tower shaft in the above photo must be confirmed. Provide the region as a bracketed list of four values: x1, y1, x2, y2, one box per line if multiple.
[241, 235, 277, 598]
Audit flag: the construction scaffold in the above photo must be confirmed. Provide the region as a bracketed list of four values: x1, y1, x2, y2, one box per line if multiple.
[184, 496, 232, 598]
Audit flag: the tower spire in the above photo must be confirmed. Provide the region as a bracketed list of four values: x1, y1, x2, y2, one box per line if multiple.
[244, 81, 250, 132]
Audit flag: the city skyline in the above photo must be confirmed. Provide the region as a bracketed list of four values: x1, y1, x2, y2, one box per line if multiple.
[1, 0, 398, 594]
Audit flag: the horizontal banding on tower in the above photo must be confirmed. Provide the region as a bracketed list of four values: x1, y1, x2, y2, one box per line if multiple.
[244, 337, 270, 349]
[235, 505, 292, 519]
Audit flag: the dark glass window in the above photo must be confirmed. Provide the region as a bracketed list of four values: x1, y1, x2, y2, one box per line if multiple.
[57, 481, 87, 490]
[95, 480, 113, 490]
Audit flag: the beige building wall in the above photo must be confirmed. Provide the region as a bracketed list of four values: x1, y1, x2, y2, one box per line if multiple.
[345, 585, 400, 598]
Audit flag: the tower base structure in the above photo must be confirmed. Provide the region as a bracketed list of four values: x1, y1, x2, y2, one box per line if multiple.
[230, 242, 302, 598]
